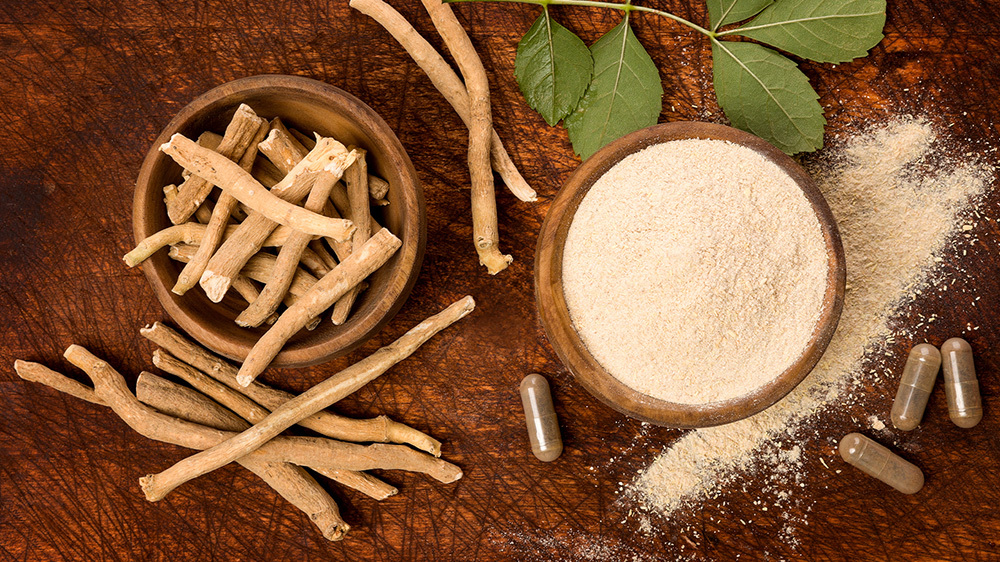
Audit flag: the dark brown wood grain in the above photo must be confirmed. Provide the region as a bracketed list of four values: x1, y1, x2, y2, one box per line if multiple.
[536, 121, 847, 428]
[1, 1, 999, 560]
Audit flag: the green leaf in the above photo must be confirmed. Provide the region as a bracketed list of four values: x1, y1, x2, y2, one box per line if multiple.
[711, 40, 825, 153]
[514, 10, 594, 126]
[564, 17, 663, 160]
[707, 0, 773, 32]
[727, 0, 886, 63]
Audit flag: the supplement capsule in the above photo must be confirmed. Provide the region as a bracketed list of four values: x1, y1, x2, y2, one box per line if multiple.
[838, 433, 924, 494]
[519, 374, 563, 462]
[941, 338, 983, 428]
[891, 343, 941, 431]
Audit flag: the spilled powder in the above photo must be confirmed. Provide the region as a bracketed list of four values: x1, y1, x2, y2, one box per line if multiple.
[562, 139, 828, 405]
[632, 117, 991, 517]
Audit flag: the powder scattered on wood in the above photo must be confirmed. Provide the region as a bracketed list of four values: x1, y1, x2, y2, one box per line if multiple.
[562, 139, 829, 404]
[631, 117, 991, 520]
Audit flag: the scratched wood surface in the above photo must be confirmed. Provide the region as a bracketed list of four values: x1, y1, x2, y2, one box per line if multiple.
[1, 1, 999, 560]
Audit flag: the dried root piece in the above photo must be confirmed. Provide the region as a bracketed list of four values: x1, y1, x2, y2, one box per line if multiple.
[259, 128, 371, 324]
[252, 156, 285, 188]
[331, 149, 374, 324]
[31, 346, 461, 503]
[124, 223, 302, 268]
[200, 137, 352, 302]
[259, 120, 309, 173]
[169, 245, 318, 303]
[289, 128, 390, 200]
[153, 350, 271, 422]
[168, 104, 265, 224]
[140, 296, 474, 501]
[167, 245, 322, 334]
[13, 360, 105, 406]
[174, 117, 271, 295]
[238, 228, 402, 385]
[238, 154, 356, 327]
[309, 238, 340, 271]
[345, 149, 373, 248]
[422, 0, 512, 274]
[228, 278, 279, 325]
[297, 245, 332, 278]
[349, 0, 536, 203]
[136, 371, 398, 501]
[160, 134, 355, 241]
[140, 322, 441, 456]
[13, 358, 349, 541]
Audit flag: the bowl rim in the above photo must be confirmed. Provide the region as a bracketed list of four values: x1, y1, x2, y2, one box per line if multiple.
[134, 74, 426, 368]
[535, 121, 846, 428]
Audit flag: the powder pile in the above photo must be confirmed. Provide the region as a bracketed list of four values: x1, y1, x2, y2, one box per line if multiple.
[632, 117, 990, 517]
[562, 139, 829, 405]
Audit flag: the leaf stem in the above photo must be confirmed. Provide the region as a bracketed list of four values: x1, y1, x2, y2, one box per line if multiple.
[445, 0, 717, 38]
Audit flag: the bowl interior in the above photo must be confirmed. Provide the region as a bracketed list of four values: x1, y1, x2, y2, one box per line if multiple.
[135, 75, 425, 367]
[535, 121, 846, 428]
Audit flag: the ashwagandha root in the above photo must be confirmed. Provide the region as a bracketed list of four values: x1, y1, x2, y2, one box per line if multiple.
[227, 277, 279, 325]
[308, 238, 339, 272]
[124, 223, 304, 268]
[259, 129, 377, 294]
[161, 134, 355, 241]
[169, 244, 318, 302]
[289, 128, 391, 200]
[140, 322, 441, 456]
[422, 0, 512, 274]
[13, 360, 106, 406]
[139, 296, 474, 501]
[296, 244, 332, 279]
[72, 348, 457, 481]
[173, 117, 271, 295]
[238, 155, 356, 327]
[330, 150, 373, 325]
[330, 181, 381, 240]
[252, 155, 285, 188]
[259, 121, 309, 174]
[168, 244, 321, 330]
[167, 104, 265, 225]
[258, 128, 371, 323]
[21, 347, 462, 504]
[136, 371, 398, 501]
[12, 359, 349, 541]
[153, 349, 271, 423]
[237, 228, 402, 385]
[200, 137, 351, 302]
[349, 0, 536, 203]
[165, 183, 215, 224]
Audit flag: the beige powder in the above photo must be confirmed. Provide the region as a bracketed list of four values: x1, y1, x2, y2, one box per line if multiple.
[632, 117, 990, 519]
[562, 139, 829, 405]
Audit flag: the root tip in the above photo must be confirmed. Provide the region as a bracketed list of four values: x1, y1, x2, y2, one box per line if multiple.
[200, 271, 231, 303]
[138, 475, 163, 502]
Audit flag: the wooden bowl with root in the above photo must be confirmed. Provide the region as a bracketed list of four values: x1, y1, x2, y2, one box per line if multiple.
[132, 75, 425, 369]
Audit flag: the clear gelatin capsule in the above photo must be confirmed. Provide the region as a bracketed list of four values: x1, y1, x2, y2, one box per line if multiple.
[891, 343, 941, 431]
[941, 338, 983, 428]
[520, 374, 563, 462]
[838, 433, 924, 494]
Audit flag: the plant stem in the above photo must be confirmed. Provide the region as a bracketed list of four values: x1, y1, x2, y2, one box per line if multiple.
[446, 0, 716, 38]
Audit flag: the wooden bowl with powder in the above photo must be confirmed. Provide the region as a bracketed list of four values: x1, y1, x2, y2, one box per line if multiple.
[536, 122, 846, 428]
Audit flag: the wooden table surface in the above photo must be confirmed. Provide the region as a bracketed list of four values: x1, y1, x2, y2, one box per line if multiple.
[2, 1, 998, 560]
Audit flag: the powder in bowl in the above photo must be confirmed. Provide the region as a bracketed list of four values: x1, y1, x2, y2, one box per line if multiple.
[562, 139, 829, 405]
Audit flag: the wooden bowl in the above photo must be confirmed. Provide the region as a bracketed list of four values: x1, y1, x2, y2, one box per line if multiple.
[535, 122, 846, 428]
[134, 75, 425, 368]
